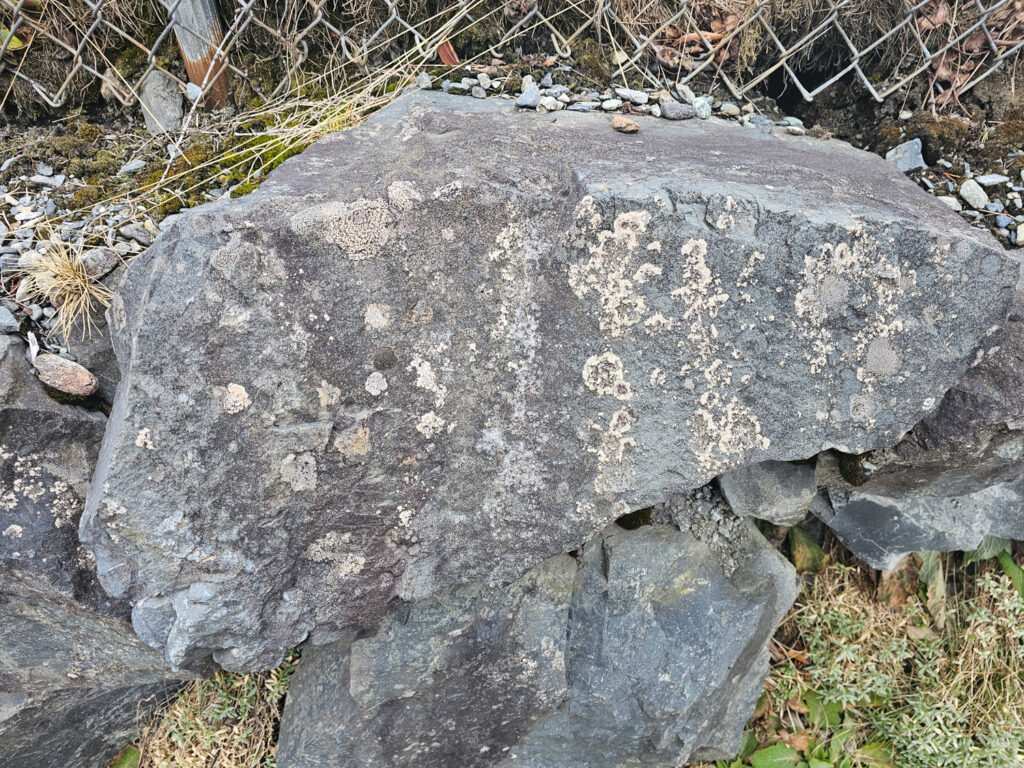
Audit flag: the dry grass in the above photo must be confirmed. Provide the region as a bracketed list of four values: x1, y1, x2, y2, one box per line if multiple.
[14, 236, 114, 343]
[135, 651, 299, 768]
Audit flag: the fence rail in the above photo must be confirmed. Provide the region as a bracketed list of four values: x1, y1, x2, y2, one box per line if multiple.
[1, 0, 1022, 114]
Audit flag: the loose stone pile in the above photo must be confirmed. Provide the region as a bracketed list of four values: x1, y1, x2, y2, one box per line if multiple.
[2, 90, 1023, 768]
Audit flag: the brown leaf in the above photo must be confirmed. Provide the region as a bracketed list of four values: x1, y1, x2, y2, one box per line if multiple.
[919, 0, 950, 31]
[437, 40, 459, 66]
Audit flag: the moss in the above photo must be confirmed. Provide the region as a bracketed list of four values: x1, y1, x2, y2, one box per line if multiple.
[85, 149, 118, 178]
[50, 135, 88, 158]
[70, 185, 103, 209]
[230, 181, 259, 198]
[75, 122, 101, 143]
[908, 114, 969, 164]
[573, 38, 610, 84]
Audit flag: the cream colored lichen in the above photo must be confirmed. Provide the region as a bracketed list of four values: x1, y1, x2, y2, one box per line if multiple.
[289, 198, 393, 260]
[215, 383, 251, 414]
[582, 351, 632, 400]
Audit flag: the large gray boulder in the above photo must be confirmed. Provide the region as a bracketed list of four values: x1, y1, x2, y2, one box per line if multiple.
[0, 335, 187, 768]
[80, 90, 1016, 671]
[277, 513, 799, 768]
[814, 308, 1024, 568]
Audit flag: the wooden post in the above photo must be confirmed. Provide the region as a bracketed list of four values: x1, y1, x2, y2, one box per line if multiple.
[160, 0, 230, 108]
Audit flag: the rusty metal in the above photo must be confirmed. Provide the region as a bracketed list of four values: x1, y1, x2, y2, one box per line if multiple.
[159, 0, 230, 108]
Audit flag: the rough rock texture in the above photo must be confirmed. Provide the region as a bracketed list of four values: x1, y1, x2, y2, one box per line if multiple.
[0, 335, 187, 768]
[81, 90, 1016, 671]
[277, 517, 799, 768]
[717, 460, 816, 525]
[814, 306, 1024, 568]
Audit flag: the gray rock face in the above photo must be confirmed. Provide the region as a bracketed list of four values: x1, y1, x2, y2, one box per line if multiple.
[139, 70, 183, 136]
[815, 309, 1024, 568]
[277, 516, 799, 768]
[81, 91, 1015, 672]
[0, 335, 188, 768]
[718, 460, 816, 525]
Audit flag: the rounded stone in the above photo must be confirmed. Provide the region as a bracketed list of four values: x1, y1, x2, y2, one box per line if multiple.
[33, 353, 99, 396]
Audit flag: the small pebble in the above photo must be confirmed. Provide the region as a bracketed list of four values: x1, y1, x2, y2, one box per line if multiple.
[119, 223, 153, 246]
[536, 96, 564, 113]
[958, 179, 989, 209]
[601, 99, 623, 112]
[614, 87, 648, 105]
[976, 173, 1010, 187]
[79, 247, 119, 279]
[660, 101, 696, 120]
[415, 72, 432, 89]
[471, 86, 486, 99]
[0, 306, 18, 333]
[899, 109, 913, 120]
[516, 84, 541, 109]
[786, 126, 807, 136]
[995, 214, 1013, 228]
[693, 96, 713, 119]
[29, 174, 65, 188]
[33, 353, 99, 397]
[477, 73, 491, 89]
[611, 115, 639, 134]
[720, 102, 740, 117]
[539, 73, 553, 88]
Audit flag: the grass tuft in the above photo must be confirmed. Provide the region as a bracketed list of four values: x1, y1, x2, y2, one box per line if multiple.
[14, 236, 114, 343]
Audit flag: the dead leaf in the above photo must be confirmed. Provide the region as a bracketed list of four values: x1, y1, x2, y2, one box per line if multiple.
[919, 0, 950, 31]
[907, 625, 940, 641]
[437, 40, 459, 66]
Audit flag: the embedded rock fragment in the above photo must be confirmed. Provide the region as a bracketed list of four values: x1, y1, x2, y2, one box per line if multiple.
[1, 335, 188, 768]
[277, 518, 799, 768]
[81, 90, 1016, 671]
[717, 460, 816, 525]
[814, 308, 1024, 568]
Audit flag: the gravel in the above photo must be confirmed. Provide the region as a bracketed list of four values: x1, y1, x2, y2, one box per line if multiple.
[959, 179, 990, 209]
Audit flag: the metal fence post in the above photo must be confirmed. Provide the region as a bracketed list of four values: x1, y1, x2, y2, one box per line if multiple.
[159, 0, 230, 108]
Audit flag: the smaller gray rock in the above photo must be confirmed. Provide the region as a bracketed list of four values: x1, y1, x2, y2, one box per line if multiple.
[0, 306, 18, 333]
[786, 126, 807, 136]
[660, 100, 696, 120]
[117, 159, 145, 175]
[118, 223, 153, 246]
[885, 138, 927, 174]
[471, 86, 486, 99]
[139, 70, 183, 136]
[79, 247, 118, 279]
[34, 353, 99, 397]
[546, 84, 569, 97]
[693, 96, 713, 119]
[976, 173, 1010, 187]
[650, 104, 661, 118]
[29, 174, 65, 188]
[415, 72, 432, 89]
[566, 102, 600, 112]
[600, 98, 622, 111]
[959, 178, 989, 209]
[539, 73, 553, 88]
[614, 87, 648, 105]
[720, 102, 740, 117]
[718, 461, 817, 526]
[537, 96, 564, 113]
[185, 82, 203, 102]
[515, 83, 541, 109]
[995, 214, 1013, 228]
[477, 73, 491, 89]
[446, 82, 469, 94]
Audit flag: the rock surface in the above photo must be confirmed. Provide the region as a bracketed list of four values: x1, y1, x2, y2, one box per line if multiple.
[277, 515, 799, 768]
[81, 90, 1016, 672]
[0, 335, 187, 768]
[139, 70, 183, 136]
[815, 305, 1024, 568]
[718, 460, 816, 525]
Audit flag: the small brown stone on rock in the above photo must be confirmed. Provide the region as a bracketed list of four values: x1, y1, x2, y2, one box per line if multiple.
[34, 353, 99, 396]
[611, 115, 639, 134]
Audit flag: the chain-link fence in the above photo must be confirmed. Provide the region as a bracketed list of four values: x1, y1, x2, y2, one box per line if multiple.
[1, 0, 1022, 115]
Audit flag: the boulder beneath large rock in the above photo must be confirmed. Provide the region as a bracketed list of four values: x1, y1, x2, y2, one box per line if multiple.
[815, 306, 1024, 568]
[0, 335, 188, 768]
[81, 90, 1016, 671]
[277, 512, 799, 768]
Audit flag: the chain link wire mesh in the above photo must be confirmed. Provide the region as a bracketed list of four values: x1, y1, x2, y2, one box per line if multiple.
[1, 0, 1022, 114]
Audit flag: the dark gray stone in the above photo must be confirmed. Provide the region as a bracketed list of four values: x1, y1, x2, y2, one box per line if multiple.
[81, 91, 1015, 672]
[277, 518, 798, 768]
[718, 460, 816, 525]
[884, 138, 927, 174]
[814, 308, 1024, 568]
[0, 335, 189, 768]
[515, 83, 541, 109]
